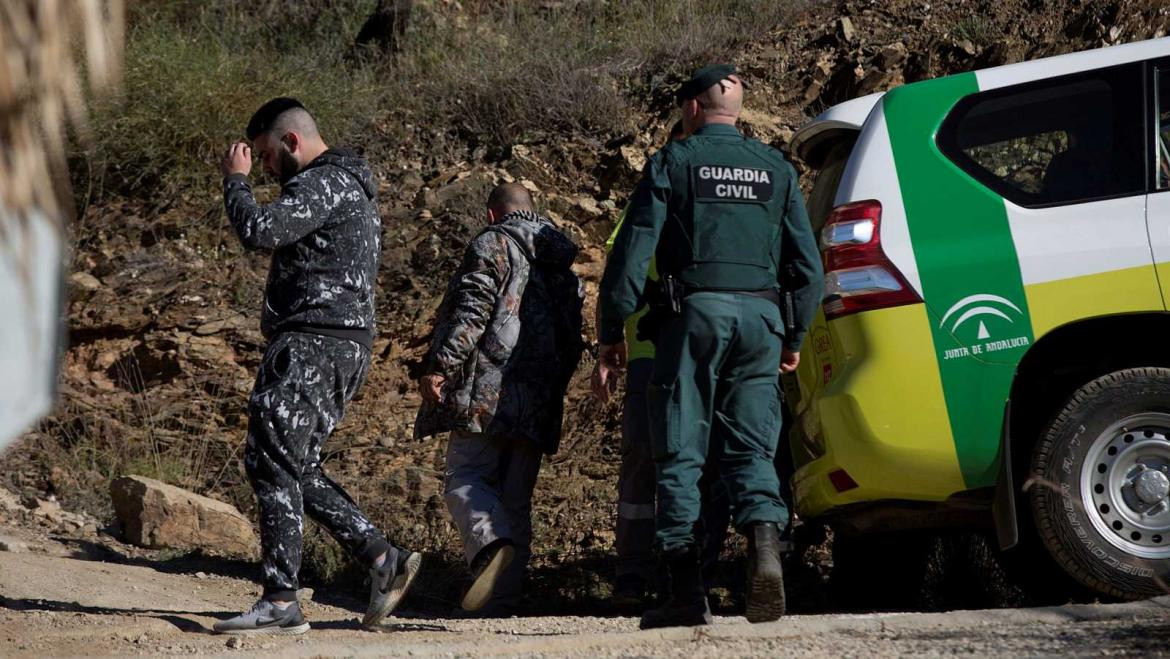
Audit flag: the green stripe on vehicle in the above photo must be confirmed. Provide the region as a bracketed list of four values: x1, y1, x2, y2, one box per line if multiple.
[884, 73, 1034, 488]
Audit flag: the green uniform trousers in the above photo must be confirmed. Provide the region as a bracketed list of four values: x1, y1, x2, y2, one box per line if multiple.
[648, 291, 788, 552]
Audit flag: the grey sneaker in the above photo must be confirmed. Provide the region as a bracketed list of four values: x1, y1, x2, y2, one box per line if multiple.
[213, 599, 310, 636]
[362, 546, 423, 628]
[461, 539, 514, 612]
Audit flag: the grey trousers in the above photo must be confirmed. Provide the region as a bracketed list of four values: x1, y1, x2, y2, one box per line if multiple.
[615, 359, 656, 580]
[444, 430, 543, 606]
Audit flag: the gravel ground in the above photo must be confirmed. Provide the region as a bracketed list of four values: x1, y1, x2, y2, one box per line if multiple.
[1, 533, 1169, 658]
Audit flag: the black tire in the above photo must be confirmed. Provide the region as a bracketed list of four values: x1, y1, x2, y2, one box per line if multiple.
[995, 504, 1090, 605]
[1029, 367, 1170, 599]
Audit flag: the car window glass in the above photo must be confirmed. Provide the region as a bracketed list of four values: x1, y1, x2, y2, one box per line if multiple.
[963, 130, 1070, 196]
[1157, 68, 1170, 190]
[939, 63, 1145, 207]
[807, 138, 855, 235]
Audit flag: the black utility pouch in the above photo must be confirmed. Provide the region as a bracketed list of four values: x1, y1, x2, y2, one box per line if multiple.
[635, 277, 682, 343]
[782, 263, 797, 335]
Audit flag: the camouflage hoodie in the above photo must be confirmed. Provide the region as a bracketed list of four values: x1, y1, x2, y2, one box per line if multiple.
[415, 210, 584, 453]
[223, 149, 380, 347]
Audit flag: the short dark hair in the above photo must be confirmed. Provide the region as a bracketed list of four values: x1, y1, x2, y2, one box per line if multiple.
[668, 120, 685, 143]
[487, 182, 534, 215]
[246, 97, 307, 140]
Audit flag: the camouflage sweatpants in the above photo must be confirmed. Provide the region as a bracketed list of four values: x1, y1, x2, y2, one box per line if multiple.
[244, 331, 390, 601]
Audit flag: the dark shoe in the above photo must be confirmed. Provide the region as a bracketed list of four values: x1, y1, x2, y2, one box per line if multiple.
[639, 545, 712, 629]
[213, 599, 310, 636]
[461, 539, 515, 611]
[363, 545, 424, 628]
[612, 573, 650, 610]
[744, 522, 786, 623]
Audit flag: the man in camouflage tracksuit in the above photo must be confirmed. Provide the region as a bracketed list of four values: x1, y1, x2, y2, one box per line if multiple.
[214, 98, 421, 636]
[415, 183, 584, 615]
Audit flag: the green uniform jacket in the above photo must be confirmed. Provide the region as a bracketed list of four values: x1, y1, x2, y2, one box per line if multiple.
[599, 123, 823, 351]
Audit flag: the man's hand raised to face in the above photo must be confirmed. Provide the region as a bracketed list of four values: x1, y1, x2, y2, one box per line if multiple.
[221, 142, 252, 178]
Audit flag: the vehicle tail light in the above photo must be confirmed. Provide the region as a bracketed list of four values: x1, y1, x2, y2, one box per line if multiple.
[820, 200, 921, 320]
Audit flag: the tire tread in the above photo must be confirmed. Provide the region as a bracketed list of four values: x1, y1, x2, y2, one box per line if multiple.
[1030, 367, 1170, 600]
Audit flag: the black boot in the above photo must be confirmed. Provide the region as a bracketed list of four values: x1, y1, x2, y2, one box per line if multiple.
[744, 522, 786, 622]
[611, 573, 651, 611]
[639, 544, 712, 629]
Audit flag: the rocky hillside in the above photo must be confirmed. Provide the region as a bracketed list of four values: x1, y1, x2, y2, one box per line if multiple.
[4, 0, 1170, 612]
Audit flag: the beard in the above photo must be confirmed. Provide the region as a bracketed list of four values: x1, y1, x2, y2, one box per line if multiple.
[275, 149, 300, 185]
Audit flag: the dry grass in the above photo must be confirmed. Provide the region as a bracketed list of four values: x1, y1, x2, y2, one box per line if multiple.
[28, 357, 247, 519]
[76, 0, 808, 204]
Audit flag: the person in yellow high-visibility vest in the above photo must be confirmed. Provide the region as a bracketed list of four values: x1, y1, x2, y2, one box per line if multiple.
[594, 121, 686, 608]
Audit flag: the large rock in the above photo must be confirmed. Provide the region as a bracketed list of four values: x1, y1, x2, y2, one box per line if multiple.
[110, 475, 258, 558]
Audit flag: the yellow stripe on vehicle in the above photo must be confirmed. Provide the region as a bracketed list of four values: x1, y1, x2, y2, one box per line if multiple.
[1025, 264, 1165, 338]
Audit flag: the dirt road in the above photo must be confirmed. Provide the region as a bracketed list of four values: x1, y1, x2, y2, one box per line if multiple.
[1, 525, 1168, 658]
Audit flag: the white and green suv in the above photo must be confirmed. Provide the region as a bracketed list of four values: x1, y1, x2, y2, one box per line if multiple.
[789, 36, 1170, 600]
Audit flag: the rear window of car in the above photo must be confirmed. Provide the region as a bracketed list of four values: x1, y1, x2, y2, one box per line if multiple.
[807, 136, 857, 235]
[937, 62, 1146, 208]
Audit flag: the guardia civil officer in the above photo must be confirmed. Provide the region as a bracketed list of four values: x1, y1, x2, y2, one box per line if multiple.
[597, 65, 823, 629]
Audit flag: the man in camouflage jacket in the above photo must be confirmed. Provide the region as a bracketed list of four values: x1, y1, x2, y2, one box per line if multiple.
[415, 183, 583, 613]
[214, 98, 420, 636]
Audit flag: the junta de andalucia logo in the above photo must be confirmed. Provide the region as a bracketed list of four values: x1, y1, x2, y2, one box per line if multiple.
[939, 293, 1030, 361]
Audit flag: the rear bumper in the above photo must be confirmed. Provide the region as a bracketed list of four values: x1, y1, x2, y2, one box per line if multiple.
[822, 492, 996, 538]
[792, 304, 971, 518]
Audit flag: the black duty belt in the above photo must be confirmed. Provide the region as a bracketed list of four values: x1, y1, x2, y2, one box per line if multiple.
[682, 285, 781, 306]
[648, 275, 782, 315]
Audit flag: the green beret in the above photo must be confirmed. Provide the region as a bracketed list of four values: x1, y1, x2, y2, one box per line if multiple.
[675, 64, 737, 106]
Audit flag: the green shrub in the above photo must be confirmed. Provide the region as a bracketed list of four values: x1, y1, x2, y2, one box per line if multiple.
[79, 0, 389, 201]
[952, 15, 996, 47]
[76, 0, 806, 204]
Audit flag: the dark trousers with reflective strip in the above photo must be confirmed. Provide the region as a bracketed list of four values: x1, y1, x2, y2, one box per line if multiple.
[244, 332, 390, 601]
[616, 359, 656, 579]
[649, 292, 788, 553]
